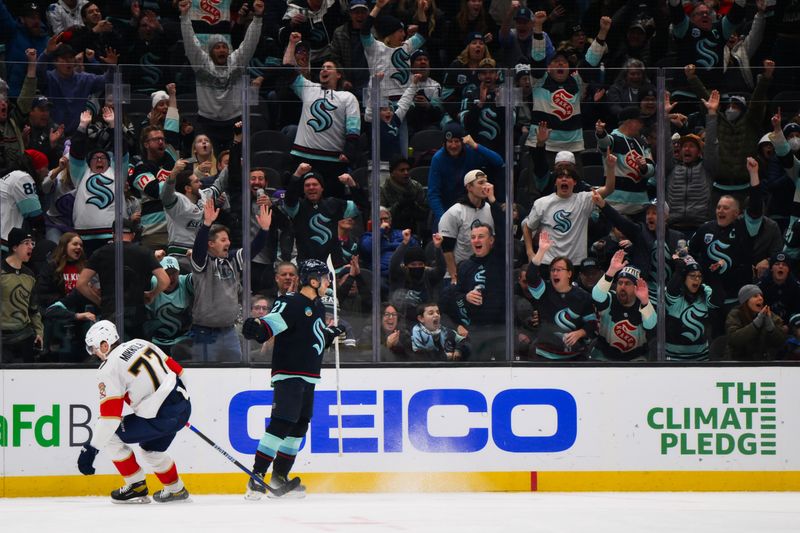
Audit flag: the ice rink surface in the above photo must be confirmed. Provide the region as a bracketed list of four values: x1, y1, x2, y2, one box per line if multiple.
[2, 492, 799, 533]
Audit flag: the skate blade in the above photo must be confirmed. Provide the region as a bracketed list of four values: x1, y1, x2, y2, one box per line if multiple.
[268, 489, 306, 500]
[111, 496, 151, 504]
[155, 496, 192, 504]
[244, 490, 264, 501]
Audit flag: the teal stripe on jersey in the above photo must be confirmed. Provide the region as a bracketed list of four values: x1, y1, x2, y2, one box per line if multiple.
[605, 188, 648, 207]
[289, 148, 341, 163]
[272, 373, 321, 385]
[262, 313, 289, 337]
[17, 197, 42, 217]
[141, 211, 166, 226]
[665, 342, 709, 361]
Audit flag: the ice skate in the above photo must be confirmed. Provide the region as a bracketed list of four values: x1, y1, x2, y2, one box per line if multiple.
[153, 486, 191, 503]
[267, 474, 305, 499]
[110, 480, 150, 504]
[244, 474, 267, 501]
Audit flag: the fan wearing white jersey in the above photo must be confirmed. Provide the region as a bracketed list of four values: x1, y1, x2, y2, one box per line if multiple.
[285, 33, 361, 199]
[77, 321, 192, 504]
[69, 108, 128, 256]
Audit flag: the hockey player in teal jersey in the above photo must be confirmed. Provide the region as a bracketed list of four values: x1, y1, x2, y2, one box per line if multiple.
[241, 259, 344, 499]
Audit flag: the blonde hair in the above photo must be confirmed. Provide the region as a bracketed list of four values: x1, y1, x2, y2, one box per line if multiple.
[192, 134, 218, 176]
[457, 40, 492, 66]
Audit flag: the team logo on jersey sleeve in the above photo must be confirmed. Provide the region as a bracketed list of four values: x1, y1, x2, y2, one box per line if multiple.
[704, 233, 713, 244]
[305, 307, 313, 317]
[308, 98, 338, 133]
[553, 209, 572, 233]
[98, 383, 106, 399]
[551, 89, 575, 120]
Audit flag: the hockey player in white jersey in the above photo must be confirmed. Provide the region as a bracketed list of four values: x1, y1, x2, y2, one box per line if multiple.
[77, 321, 192, 504]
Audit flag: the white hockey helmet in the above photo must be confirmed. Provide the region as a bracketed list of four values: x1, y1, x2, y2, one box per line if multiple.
[85, 320, 119, 355]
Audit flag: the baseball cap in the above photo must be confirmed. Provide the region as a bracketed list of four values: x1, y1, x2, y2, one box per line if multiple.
[555, 151, 576, 165]
[31, 95, 52, 109]
[349, 0, 369, 10]
[20, 2, 40, 17]
[7, 228, 34, 250]
[580, 256, 601, 271]
[410, 49, 428, 64]
[464, 31, 485, 45]
[784, 123, 800, 137]
[463, 169, 487, 187]
[24, 148, 48, 171]
[515, 7, 533, 21]
[160, 256, 180, 271]
[478, 57, 496, 69]
[680, 133, 704, 150]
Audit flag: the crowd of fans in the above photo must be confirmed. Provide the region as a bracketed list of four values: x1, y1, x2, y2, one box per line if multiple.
[2, 0, 800, 364]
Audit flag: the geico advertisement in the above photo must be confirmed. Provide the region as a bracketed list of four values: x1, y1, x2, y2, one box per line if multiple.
[1, 367, 798, 476]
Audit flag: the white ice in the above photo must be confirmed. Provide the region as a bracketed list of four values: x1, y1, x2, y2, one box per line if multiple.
[2, 492, 798, 533]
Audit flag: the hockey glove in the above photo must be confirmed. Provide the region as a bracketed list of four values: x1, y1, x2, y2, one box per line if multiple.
[78, 444, 99, 475]
[324, 325, 346, 348]
[242, 318, 269, 343]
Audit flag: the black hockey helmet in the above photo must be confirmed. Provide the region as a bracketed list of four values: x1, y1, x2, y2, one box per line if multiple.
[299, 259, 330, 286]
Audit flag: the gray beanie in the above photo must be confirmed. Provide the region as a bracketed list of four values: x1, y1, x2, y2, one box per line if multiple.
[738, 284, 762, 305]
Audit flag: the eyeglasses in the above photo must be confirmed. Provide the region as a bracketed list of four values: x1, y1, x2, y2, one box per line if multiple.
[550, 267, 569, 273]
[383, 312, 398, 318]
[147, 137, 165, 143]
[252, 304, 269, 310]
[90, 155, 108, 161]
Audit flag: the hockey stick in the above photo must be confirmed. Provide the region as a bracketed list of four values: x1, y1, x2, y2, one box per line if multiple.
[184, 422, 299, 496]
[326, 254, 343, 457]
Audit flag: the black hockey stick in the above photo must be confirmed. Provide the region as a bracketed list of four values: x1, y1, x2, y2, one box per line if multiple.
[185, 423, 299, 496]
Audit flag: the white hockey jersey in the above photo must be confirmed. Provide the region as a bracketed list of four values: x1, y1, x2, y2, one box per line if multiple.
[91, 339, 185, 450]
[362, 32, 425, 98]
[69, 154, 125, 241]
[0, 170, 43, 245]
[290, 75, 361, 163]
[160, 168, 228, 254]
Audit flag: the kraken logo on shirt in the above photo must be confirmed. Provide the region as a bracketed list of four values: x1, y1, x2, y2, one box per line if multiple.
[390, 48, 411, 85]
[139, 52, 163, 89]
[473, 267, 486, 290]
[309, 213, 332, 245]
[154, 303, 185, 338]
[555, 308, 577, 331]
[680, 305, 705, 342]
[695, 38, 719, 69]
[312, 318, 327, 356]
[8, 283, 31, 324]
[706, 240, 731, 274]
[86, 174, 114, 209]
[308, 98, 338, 133]
[478, 107, 499, 141]
[553, 209, 572, 233]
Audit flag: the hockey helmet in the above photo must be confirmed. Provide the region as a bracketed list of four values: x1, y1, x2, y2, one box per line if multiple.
[299, 259, 330, 286]
[85, 320, 119, 355]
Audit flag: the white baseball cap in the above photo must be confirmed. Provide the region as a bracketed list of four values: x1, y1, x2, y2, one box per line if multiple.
[555, 151, 576, 165]
[463, 169, 487, 187]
